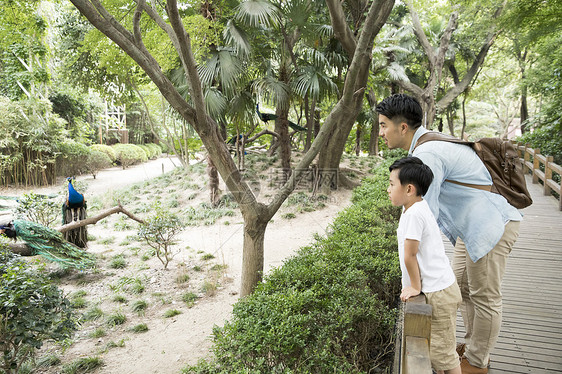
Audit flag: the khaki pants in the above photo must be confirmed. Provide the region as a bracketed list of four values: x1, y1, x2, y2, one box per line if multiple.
[453, 220, 520, 368]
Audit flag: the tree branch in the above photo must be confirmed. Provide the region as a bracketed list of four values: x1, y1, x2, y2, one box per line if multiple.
[326, 0, 357, 57]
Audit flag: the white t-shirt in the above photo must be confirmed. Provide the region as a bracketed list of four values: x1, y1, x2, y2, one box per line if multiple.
[397, 199, 456, 293]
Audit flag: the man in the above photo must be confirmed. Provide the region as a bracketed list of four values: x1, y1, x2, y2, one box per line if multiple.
[376, 94, 522, 374]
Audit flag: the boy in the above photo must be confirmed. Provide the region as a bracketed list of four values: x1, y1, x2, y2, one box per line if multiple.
[388, 156, 461, 374]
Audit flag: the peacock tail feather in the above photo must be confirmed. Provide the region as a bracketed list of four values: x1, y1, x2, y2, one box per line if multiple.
[13, 219, 95, 269]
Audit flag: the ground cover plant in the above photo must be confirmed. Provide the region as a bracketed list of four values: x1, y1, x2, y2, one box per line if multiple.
[0, 247, 77, 374]
[183, 158, 402, 373]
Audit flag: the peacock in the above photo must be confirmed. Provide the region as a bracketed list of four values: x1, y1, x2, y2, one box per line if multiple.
[256, 104, 307, 132]
[62, 177, 88, 248]
[0, 219, 95, 269]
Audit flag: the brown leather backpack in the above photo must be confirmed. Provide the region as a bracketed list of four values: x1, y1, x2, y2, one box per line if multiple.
[414, 132, 533, 209]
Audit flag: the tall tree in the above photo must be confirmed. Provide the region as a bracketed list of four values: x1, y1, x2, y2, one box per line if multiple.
[389, 0, 506, 128]
[69, 0, 394, 296]
[315, 0, 394, 191]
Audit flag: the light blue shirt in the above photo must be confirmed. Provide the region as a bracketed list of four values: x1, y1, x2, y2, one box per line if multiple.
[409, 127, 522, 262]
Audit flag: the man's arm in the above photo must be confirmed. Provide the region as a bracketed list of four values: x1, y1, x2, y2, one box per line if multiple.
[400, 238, 421, 301]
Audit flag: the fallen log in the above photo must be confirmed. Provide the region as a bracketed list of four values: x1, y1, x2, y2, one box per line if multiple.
[7, 204, 145, 256]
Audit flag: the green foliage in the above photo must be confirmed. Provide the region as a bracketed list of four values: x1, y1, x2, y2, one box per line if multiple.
[85, 150, 112, 179]
[182, 292, 199, 308]
[131, 323, 149, 333]
[185, 160, 401, 373]
[0, 97, 67, 186]
[89, 144, 117, 162]
[57, 140, 91, 177]
[112, 144, 148, 169]
[131, 300, 148, 316]
[109, 255, 127, 269]
[163, 309, 182, 318]
[0, 247, 77, 374]
[517, 123, 562, 165]
[14, 192, 59, 227]
[106, 311, 127, 327]
[138, 143, 162, 159]
[61, 356, 103, 374]
[138, 203, 184, 269]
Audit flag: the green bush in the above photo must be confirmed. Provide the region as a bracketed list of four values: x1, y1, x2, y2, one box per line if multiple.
[85, 150, 112, 179]
[0, 247, 77, 374]
[57, 140, 91, 177]
[138, 143, 162, 160]
[15, 192, 59, 227]
[112, 144, 148, 169]
[89, 144, 117, 162]
[184, 159, 401, 373]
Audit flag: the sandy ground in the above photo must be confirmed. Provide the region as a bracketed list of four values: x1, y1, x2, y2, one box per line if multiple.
[2, 155, 356, 373]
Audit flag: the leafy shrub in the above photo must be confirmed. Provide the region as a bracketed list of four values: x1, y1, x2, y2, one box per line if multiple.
[89, 144, 117, 162]
[138, 143, 162, 159]
[0, 247, 77, 374]
[112, 144, 148, 169]
[138, 203, 184, 269]
[15, 191, 59, 227]
[184, 159, 401, 373]
[57, 140, 91, 177]
[85, 150, 112, 179]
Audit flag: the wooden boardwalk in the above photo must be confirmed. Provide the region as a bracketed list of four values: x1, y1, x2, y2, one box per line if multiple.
[445, 175, 562, 373]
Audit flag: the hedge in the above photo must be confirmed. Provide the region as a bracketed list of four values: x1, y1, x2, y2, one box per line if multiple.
[184, 158, 401, 374]
[89, 144, 117, 163]
[111, 144, 148, 168]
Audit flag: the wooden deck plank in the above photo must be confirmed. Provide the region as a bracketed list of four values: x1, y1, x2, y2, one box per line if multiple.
[447, 175, 562, 373]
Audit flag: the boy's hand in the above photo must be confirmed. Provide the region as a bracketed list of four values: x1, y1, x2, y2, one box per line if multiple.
[400, 286, 420, 301]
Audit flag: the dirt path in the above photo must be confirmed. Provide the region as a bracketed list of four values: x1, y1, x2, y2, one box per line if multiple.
[3, 155, 354, 373]
[0, 156, 182, 198]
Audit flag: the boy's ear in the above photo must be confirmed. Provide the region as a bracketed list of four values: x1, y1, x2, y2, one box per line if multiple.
[406, 183, 417, 196]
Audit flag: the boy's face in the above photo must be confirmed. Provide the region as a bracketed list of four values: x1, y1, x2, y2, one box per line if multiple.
[387, 169, 409, 207]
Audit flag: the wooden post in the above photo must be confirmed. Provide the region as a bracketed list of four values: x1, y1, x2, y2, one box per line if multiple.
[523, 143, 531, 174]
[532, 148, 540, 184]
[544, 156, 553, 196]
[403, 295, 432, 374]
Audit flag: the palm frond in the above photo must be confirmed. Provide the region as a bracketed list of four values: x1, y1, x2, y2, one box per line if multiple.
[387, 62, 410, 82]
[292, 66, 338, 101]
[253, 76, 291, 109]
[224, 20, 252, 57]
[204, 87, 228, 121]
[316, 24, 333, 38]
[235, 0, 280, 28]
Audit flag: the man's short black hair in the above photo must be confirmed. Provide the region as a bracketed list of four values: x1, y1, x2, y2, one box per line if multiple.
[389, 156, 433, 196]
[375, 94, 423, 129]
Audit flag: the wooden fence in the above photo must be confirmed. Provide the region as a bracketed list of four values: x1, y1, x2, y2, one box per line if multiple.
[392, 294, 432, 374]
[515, 142, 562, 210]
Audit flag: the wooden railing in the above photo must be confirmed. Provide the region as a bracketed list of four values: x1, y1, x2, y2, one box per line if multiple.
[515, 142, 562, 210]
[392, 294, 432, 374]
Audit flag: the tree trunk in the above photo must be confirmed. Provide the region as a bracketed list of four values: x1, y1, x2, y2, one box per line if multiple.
[367, 89, 379, 156]
[240, 212, 268, 296]
[355, 124, 362, 156]
[207, 155, 221, 207]
[446, 106, 455, 136]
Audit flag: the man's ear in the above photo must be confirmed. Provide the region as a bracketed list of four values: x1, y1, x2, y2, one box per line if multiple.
[400, 122, 409, 135]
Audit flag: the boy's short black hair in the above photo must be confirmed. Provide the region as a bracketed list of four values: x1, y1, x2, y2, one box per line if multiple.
[375, 94, 423, 129]
[389, 156, 433, 196]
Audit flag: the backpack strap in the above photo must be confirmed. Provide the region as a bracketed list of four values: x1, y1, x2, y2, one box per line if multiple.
[413, 132, 492, 192]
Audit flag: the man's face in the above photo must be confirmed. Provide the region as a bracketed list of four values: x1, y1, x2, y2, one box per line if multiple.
[379, 114, 406, 150]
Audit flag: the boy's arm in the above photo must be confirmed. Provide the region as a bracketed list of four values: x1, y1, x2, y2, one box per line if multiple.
[400, 238, 421, 301]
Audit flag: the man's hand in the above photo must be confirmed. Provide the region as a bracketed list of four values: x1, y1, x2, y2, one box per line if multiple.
[400, 286, 421, 301]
